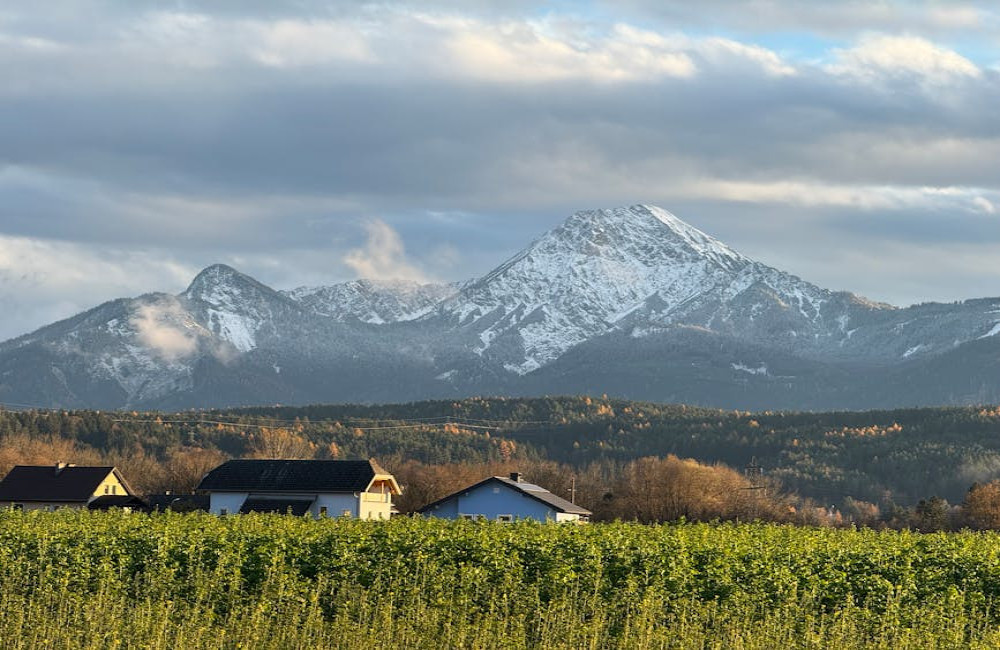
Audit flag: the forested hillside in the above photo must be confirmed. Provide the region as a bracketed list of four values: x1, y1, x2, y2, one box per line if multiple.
[3, 397, 1000, 510]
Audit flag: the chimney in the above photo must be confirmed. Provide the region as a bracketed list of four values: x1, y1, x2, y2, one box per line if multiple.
[509, 472, 522, 483]
[54, 461, 67, 476]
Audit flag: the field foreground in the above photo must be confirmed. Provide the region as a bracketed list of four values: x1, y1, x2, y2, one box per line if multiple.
[2, 513, 1000, 648]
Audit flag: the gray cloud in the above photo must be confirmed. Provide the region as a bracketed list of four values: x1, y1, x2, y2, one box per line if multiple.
[0, 1, 998, 340]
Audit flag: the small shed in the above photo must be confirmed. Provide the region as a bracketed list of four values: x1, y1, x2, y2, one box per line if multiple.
[418, 472, 591, 523]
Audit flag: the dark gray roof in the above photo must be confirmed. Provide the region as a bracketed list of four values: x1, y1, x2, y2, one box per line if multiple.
[239, 497, 314, 515]
[494, 477, 592, 515]
[0, 465, 121, 502]
[197, 459, 386, 493]
[146, 494, 210, 512]
[418, 476, 592, 516]
[88, 495, 147, 510]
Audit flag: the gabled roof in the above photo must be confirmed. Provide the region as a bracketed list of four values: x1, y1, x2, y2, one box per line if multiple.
[0, 465, 128, 503]
[418, 476, 592, 516]
[197, 459, 400, 494]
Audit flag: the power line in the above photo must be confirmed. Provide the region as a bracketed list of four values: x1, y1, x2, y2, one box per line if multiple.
[109, 416, 552, 433]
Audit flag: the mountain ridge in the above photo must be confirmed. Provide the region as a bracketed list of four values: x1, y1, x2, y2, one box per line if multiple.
[3, 204, 1000, 410]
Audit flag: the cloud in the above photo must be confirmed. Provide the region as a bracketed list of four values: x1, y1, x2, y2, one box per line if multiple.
[250, 18, 375, 67]
[343, 219, 431, 283]
[435, 20, 697, 82]
[0, 234, 197, 340]
[829, 34, 981, 84]
[603, 1, 996, 40]
[130, 297, 200, 362]
[0, 0, 997, 329]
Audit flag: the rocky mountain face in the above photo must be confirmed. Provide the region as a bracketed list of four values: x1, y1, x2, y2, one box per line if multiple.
[4, 204, 1000, 410]
[284, 279, 459, 324]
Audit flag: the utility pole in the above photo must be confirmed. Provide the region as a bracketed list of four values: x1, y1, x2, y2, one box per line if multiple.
[570, 476, 577, 505]
[742, 457, 766, 520]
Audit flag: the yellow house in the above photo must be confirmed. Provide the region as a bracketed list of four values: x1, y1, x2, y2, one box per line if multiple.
[0, 463, 142, 511]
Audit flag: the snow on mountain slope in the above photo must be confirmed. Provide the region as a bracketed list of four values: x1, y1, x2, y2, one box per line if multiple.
[285, 279, 459, 324]
[11, 204, 1000, 410]
[182, 264, 301, 352]
[434, 205, 865, 374]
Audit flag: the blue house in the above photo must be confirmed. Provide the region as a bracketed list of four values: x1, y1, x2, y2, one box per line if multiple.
[418, 472, 591, 523]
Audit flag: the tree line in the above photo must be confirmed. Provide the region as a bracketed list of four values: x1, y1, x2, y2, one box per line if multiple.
[4, 396, 1000, 523]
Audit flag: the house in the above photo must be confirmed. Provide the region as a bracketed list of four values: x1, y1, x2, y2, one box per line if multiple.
[196, 458, 401, 518]
[0, 463, 142, 511]
[418, 472, 591, 523]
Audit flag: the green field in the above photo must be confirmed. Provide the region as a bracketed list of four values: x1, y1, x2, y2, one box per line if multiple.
[3, 512, 1000, 648]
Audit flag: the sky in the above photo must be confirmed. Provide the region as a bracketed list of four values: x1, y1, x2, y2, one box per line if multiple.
[0, 0, 998, 340]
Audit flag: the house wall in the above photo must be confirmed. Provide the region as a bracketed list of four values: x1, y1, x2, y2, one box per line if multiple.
[206, 490, 394, 519]
[311, 493, 359, 518]
[358, 491, 392, 520]
[90, 472, 128, 502]
[209, 492, 248, 514]
[425, 483, 555, 521]
[425, 497, 459, 519]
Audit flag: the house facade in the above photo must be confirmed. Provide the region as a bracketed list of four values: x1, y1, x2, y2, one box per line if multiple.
[0, 463, 141, 511]
[197, 458, 401, 518]
[419, 472, 591, 523]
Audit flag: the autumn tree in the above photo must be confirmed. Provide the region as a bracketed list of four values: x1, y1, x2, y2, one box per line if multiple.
[248, 427, 315, 459]
[962, 481, 1000, 529]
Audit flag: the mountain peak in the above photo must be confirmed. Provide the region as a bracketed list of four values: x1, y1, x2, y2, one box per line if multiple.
[544, 204, 747, 272]
[183, 264, 268, 301]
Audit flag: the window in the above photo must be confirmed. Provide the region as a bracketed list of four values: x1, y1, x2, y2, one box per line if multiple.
[219, 508, 228, 516]
[319, 506, 328, 517]
[342, 509, 351, 517]
[111, 485, 117, 495]
[492, 487, 500, 494]
[459, 513, 475, 521]
[497, 514, 514, 523]
[104, 485, 110, 495]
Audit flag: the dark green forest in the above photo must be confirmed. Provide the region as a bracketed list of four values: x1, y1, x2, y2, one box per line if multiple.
[3, 396, 1000, 507]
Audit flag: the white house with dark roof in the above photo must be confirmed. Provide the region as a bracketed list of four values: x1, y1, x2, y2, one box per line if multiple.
[197, 458, 401, 518]
[418, 472, 591, 523]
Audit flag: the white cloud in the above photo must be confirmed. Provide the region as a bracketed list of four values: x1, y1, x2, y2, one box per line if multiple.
[971, 196, 996, 214]
[429, 18, 697, 83]
[689, 36, 796, 76]
[343, 219, 430, 283]
[130, 297, 200, 362]
[679, 178, 999, 215]
[105, 10, 801, 83]
[250, 19, 375, 67]
[829, 34, 981, 84]
[0, 234, 195, 341]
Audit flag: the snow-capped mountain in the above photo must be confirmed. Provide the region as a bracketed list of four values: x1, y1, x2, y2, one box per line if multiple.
[432, 205, 864, 374]
[184, 264, 303, 353]
[5, 204, 1000, 410]
[285, 279, 459, 324]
